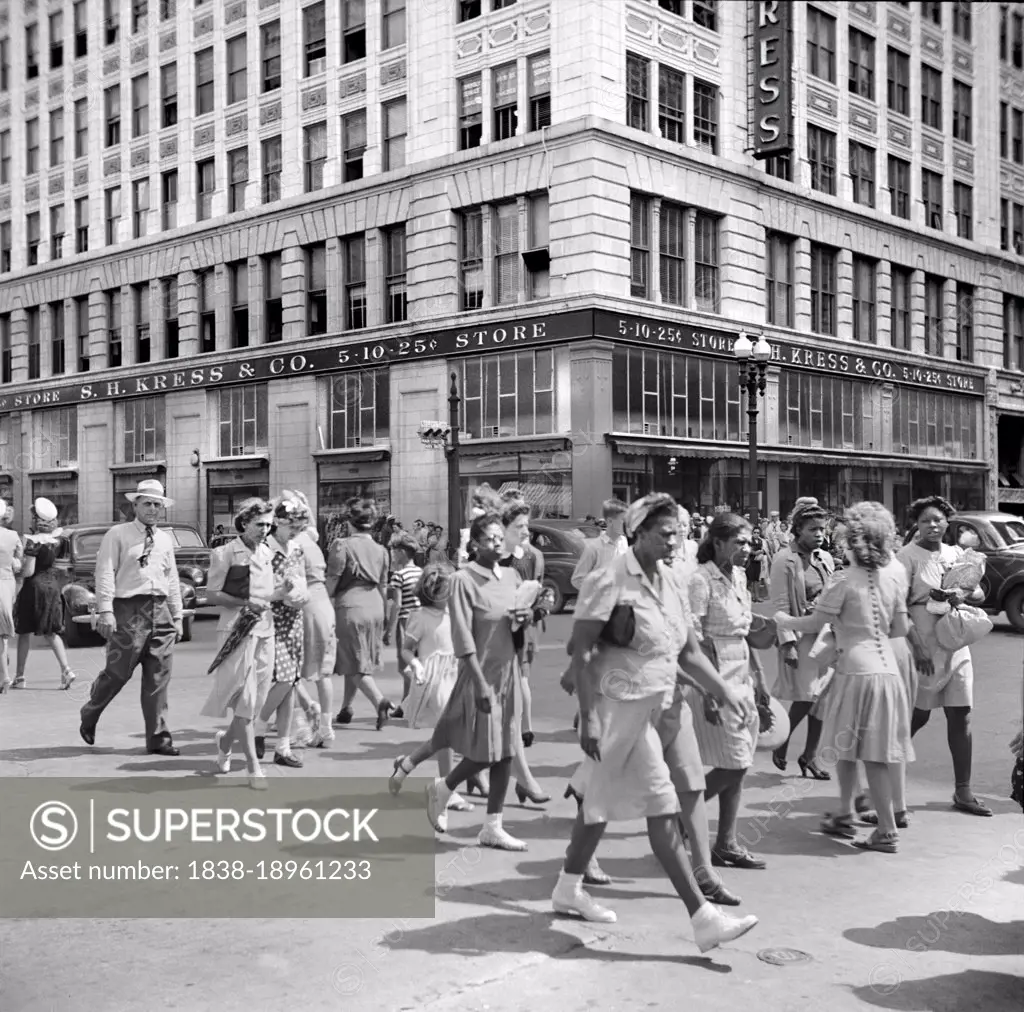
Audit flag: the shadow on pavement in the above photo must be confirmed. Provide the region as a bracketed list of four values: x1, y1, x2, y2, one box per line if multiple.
[844, 912, 1024, 956]
[849, 969, 1024, 1012]
[1003, 867, 1024, 886]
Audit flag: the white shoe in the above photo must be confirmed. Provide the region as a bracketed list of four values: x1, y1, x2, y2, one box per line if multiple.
[447, 791, 473, 812]
[249, 772, 268, 791]
[214, 731, 231, 774]
[551, 882, 617, 923]
[693, 905, 759, 954]
[425, 780, 448, 833]
[477, 824, 528, 851]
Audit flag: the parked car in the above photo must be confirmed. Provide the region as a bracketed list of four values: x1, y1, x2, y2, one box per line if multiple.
[529, 521, 592, 614]
[940, 511, 1024, 632]
[52, 523, 210, 646]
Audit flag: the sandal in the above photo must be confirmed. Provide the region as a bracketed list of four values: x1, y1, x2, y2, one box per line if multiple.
[711, 846, 766, 869]
[853, 829, 898, 854]
[820, 813, 857, 839]
[861, 810, 909, 829]
[952, 793, 992, 817]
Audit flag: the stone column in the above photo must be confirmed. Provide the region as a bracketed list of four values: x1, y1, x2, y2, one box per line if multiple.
[214, 264, 231, 352]
[909, 270, 926, 357]
[650, 198, 662, 303]
[39, 305, 53, 379]
[150, 280, 166, 361]
[942, 277, 958, 360]
[178, 271, 199, 358]
[281, 246, 306, 342]
[793, 237, 812, 332]
[121, 283, 136, 367]
[569, 340, 615, 517]
[684, 207, 697, 310]
[836, 246, 853, 339]
[248, 255, 265, 346]
[88, 290, 108, 371]
[325, 238, 342, 336]
[876, 259, 892, 347]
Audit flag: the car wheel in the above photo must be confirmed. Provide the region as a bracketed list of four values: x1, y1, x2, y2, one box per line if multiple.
[180, 615, 194, 643]
[543, 577, 565, 615]
[1004, 586, 1024, 633]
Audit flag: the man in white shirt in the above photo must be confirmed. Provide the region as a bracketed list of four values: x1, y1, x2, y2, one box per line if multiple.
[571, 499, 629, 590]
[80, 480, 184, 755]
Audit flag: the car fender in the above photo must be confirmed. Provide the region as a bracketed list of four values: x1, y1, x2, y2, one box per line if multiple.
[62, 581, 96, 611]
[995, 572, 1024, 609]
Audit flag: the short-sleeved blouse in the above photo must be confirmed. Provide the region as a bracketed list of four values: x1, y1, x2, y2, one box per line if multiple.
[297, 532, 327, 586]
[327, 535, 389, 599]
[575, 549, 689, 701]
[898, 541, 962, 608]
[206, 538, 276, 635]
[403, 607, 453, 659]
[688, 562, 752, 641]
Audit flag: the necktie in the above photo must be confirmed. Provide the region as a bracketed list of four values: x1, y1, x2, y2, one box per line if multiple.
[139, 524, 155, 568]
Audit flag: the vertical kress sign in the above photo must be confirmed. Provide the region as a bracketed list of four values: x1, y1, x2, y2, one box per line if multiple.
[752, 0, 792, 158]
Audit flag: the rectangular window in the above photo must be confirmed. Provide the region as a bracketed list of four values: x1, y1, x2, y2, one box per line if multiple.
[75, 294, 90, 370]
[304, 122, 327, 192]
[493, 202, 520, 306]
[0, 130, 7, 184]
[924, 274, 943, 356]
[659, 201, 685, 307]
[261, 135, 281, 203]
[75, 197, 88, 253]
[922, 1, 941, 25]
[35, 406, 78, 467]
[849, 141, 875, 208]
[230, 261, 248, 348]
[27, 118, 40, 175]
[922, 168, 943, 229]
[808, 125, 836, 195]
[0, 38, 7, 93]
[459, 348, 555, 440]
[848, 28, 875, 100]
[326, 367, 390, 450]
[807, 7, 836, 83]
[1005, 296, 1024, 370]
[693, 0, 717, 30]
[953, 81, 972, 143]
[0, 314, 10, 382]
[1002, 103, 1009, 159]
[382, 98, 406, 171]
[658, 64, 685, 143]
[526, 192, 549, 299]
[385, 226, 407, 324]
[50, 301, 65, 375]
[105, 85, 120, 147]
[659, 0, 683, 13]
[49, 109, 64, 168]
[49, 204, 65, 259]
[344, 236, 366, 330]
[1003, 197, 1010, 251]
[227, 34, 247, 105]
[49, 11, 64, 70]
[956, 283, 973, 362]
[131, 178, 149, 238]
[458, 75, 482, 150]
[1016, 12, 1024, 69]
[382, 0, 406, 50]
[133, 283, 150, 363]
[343, 0, 366, 64]
[528, 52, 550, 131]
[27, 212, 40, 265]
[198, 269, 216, 353]
[765, 232, 793, 327]
[630, 193, 650, 299]
[459, 1, 481, 22]
[1006, 7, 1013, 63]
[626, 52, 649, 131]
[261, 21, 280, 92]
[107, 288, 122, 368]
[160, 0, 177, 20]
[163, 277, 179, 359]
[132, 74, 149, 138]
[342, 111, 365, 182]
[459, 208, 484, 311]
[890, 266, 911, 351]
[105, 186, 121, 245]
[952, 1, 971, 41]
[809, 243, 837, 336]
[304, 1, 326, 77]
[954, 182, 973, 240]
[218, 384, 268, 456]
[1015, 203, 1024, 254]
[921, 64, 942, 129]
[132, 0, 148, 34]
[228, 147, 247, 212]
[161, 62, 177, 128]
[306, 243, 328, 335]
[26, 22, 40, 80]
[123, 396, 166, 462]
[196, 158, 215, 221]
[263, 253, 282, 343]
[74, 1, 88, 59]
[27, 308, 40, 379]
[161, 169, 177, 230]
[74, 98, 88, 158]
[493, 63, 518, 141]
[694, 212, 719, 313]
[0, 220, 10, 273]
[851, 256, 876, 343]
[1015, 108, 1023, 164]
[195, 48, 214, 116]
[888, 155, 910, 218]
[693, 79, 718, 153]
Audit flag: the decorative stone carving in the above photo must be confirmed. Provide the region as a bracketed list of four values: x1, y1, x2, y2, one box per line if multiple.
[130, 146, 149, 167]
[104, 56, 120, 77]
[380, 62, 406, 87]
[953, 147, 974, 177]
[159, 136, 177, 159]
[489, 21, 517, 47]
[849, 1, 874, 21]
[887, 14, 910, 40]
[0, 102, 9, 120]
[456, 33, 483, 58]
[953, 47, 973, 75]
[194, 124, 215, 148]
[849, 103, 877, 134]
[131, 43, 148, 65]
[159, 31, 176, 52]
[340, 73, 366, 98]
[25, 88, 39, 108]
[921, 134, 943, 162]
[693, 40, 719, 66]
[807, 88, 837, 118]
[226, 2, 246, 24]
[659, 24, 690, 56]
[625, 11, 654, 38]
[226, 114, 247, 137]
[258, 0, 278, 8]
[0, 195, 10, 213]
[302, 85, 328, 111]
[103, 156, 121, 177]
[194, 14, 214, 37]
[74, 66, 88, 87]
[921, 31, 943, 60]
[48, 173, 64, 195]
[48, 76, 64, 99]
[260, 101, 282, 126]
[26, 182, 39, 203]
[523, 10, 550, 35]
[73, 165, 88, 187]
[888, 120, 911, 148]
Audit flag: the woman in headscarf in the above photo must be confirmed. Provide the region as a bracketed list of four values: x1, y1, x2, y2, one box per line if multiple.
[0, 499, 22, 692]
[12, 497, 74, 690]
[767, 497, 835, 779]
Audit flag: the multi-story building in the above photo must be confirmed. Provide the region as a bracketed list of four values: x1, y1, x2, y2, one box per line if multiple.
[0, 0, 1018, 537]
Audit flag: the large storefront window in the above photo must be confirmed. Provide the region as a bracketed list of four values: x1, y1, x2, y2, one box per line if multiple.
[613, 455, 765, 515]
[33, 476, 78, 524]
[892, 388, 979, 459]
[218, 383, 268, 457]
[611, 347, 744, 441]
[327, 369, 389, 447]
[459, 447, 571, 519]
[778, 464, 883, 519]
[123, 396, 166, 462]
[458, 349, 554, 439]
[208, 467, 270, 541]
[778, 371, 877, 450]
[317, 460, 391, 545]
[35, 406, 77, 468]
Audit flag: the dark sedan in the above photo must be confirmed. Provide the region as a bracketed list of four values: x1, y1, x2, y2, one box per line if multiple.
[529, 521, 593, 613]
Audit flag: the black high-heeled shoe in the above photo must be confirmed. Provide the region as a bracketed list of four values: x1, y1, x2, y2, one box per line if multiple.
[335, 707, 353, 725]
[771, 747, 788, 772]
[515, 783, 550, 805]
[797, 755, 831, 781]
[375, 700, 394, 731]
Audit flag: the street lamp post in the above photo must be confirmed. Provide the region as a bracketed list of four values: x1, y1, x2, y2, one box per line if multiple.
[446, 372, 461, 561]
[733, 333, 772, 529]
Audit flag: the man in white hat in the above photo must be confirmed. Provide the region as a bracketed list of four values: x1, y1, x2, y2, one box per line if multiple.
[80, 479, 184, 755]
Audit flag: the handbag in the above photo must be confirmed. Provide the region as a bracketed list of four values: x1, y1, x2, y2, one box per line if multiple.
[935, 604, 993, 652]
[746, 614, 777, 651]
[221, 564, 251, 600]
[600, 603, 636, 647]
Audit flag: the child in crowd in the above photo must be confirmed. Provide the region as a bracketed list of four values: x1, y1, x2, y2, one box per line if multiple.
[387, 532, 423, 714]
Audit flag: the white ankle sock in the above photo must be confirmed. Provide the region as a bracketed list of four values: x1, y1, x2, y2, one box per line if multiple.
[435, 778, 452, 805]
[484, 813, 502, 832]
[277, 736, 291, 754]
[556, 870, 582, 892]
[691, 901, 715, 926]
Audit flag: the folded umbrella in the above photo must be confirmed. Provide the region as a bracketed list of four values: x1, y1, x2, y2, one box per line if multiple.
[207, 604, 261, 674]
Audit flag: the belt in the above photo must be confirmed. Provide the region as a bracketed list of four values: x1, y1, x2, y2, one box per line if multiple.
[116, 594, 168, 602]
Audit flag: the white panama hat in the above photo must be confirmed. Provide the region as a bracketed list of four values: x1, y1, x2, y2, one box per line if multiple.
[125, 478, 175, 507]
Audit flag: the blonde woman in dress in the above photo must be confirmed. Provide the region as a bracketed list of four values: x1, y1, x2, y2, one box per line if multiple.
[0, 500, 22, 692]
[775, 502, 914, 852]
[202, 499, 276, 790]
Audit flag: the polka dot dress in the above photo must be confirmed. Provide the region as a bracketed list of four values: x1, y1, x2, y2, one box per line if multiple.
[271, 548, 305, 685]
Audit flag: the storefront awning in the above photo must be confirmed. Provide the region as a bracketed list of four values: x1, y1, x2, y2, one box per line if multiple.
[204, 455, 270, 471]
[458, 437, 571, 459]
[109, 460, 167, 474]
[312, 448, 390, 464]
[28, 469, 78, 479]
[609, 439, 747, 460]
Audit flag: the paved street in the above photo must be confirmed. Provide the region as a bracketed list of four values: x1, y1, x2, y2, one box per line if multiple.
[0, 609, 1021, 1012]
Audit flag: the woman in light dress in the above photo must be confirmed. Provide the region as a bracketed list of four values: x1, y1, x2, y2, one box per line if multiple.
[898, 496, 991, 817]
[203, 498, 276, 790]
[768, 497, 836, 779]
[685, 513, 769, 870]
[0, 499, 22, 692]
[775, 502, 914, 852]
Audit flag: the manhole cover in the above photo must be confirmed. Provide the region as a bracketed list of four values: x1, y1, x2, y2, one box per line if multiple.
[757, 948, 813, 966]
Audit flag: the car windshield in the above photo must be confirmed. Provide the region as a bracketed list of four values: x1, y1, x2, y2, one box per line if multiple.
[168, 527, 205, 548]
[538, 528, 584, 552]
[992, 520, 1024, 546]
[74, 532, 107, 556]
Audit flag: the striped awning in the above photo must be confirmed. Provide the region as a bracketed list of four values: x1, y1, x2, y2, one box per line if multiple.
[497, 481, 570, 514]
[610, 439, 746, 460]
[459, 437, 571, 459]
